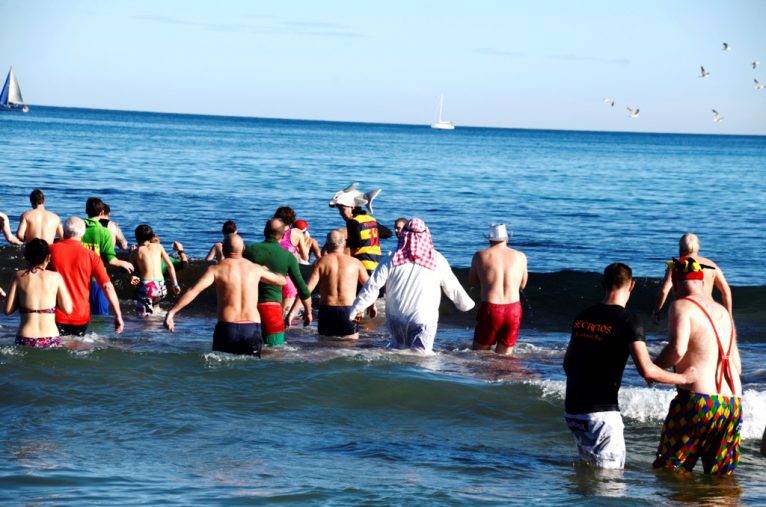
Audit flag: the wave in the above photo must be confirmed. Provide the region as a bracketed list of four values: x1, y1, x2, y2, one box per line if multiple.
[1, 247, 763, 339]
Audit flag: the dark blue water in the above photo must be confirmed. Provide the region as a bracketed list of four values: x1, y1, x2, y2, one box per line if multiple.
[1, 107, 765, 505]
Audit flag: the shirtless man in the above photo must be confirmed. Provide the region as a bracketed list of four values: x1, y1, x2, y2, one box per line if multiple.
[293, 229, 370, 339]
[653, 256, 742, 476]
[130, 224, 180, 317]
[468, 223, 528, 355]
[100, 203, 129, 251]
[0, 211, 22, 245]
[654, 233, 732, 321]
[16, 188, 63, 244]
[164, 234, 286, 356]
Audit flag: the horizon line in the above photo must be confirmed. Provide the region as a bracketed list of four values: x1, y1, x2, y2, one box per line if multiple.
[16, 103, 766, 138]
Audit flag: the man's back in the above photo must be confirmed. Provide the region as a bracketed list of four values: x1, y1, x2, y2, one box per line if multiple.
[19, 207, 61, 244]
[472, 244, 527, 304]
[669, 295, 740, 396]
[314, 252, 365, 306]
[211, 257, 262, 323]
[136, 243, 165, 280]
[50, 239, 109, 325]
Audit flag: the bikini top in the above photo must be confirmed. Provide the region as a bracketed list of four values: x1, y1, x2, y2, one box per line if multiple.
[683, 297, 736, 395]
[19, 307, 57, 315]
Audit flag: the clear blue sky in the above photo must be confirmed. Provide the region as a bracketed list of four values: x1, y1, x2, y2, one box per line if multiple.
[3, 0, 765, 134]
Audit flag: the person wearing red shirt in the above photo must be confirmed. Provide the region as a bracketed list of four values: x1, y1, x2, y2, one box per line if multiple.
[49, 217, 124, 336]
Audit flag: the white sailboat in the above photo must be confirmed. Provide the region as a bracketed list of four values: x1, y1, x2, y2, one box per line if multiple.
[430, 95, 454, 130]
[0, 66, 29, 113]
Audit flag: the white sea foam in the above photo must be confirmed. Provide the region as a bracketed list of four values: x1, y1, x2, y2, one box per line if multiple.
[529, 379, 766, 440]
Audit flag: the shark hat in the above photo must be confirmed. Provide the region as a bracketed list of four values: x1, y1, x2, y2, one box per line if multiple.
[486, 223, 509, 241]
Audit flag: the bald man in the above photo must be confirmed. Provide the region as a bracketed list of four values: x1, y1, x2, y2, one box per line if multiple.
[164, 234, 286, 356]
[291, 229, 371, 339]
[654, 233, 732, 321]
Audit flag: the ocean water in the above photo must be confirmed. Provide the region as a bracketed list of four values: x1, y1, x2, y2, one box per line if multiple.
[1, 107, 765, 505]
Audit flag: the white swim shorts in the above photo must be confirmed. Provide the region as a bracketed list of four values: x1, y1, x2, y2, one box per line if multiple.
[564, 411, 625, 469]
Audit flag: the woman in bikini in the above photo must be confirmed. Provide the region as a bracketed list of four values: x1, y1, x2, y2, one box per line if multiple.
[4, 238, 72, 348]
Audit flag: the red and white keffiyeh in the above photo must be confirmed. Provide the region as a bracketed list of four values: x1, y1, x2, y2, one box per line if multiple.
[392, 218, 437, 270]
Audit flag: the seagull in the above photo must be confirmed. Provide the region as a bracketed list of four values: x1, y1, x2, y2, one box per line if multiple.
[699, 66, 710, 78]
[753, 61, 760, 69]
[603, 97, 615, 107]
[627, 107, 639, 118]
[722, 42, 731, 52]
[712, 109, 723, 123]
[756, 78, 764, 90]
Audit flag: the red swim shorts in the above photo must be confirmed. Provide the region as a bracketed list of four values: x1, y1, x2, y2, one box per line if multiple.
[473, 301, 522, 348]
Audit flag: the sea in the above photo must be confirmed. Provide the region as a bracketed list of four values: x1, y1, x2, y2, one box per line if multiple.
[1, 106, 765, 505]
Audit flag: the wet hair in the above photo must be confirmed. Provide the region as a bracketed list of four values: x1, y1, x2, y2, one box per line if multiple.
[264, 218, 284, 239]
[134, 224, 156, 244]
[679, 233, 699, 256]
[103, 203, 111, 215]
[63, 217, 86, 239]
[29, 188, 45, 207]
[273, 207, 296, 226]
[24, 238, 49, 266]
[602, 263, 633, 290]
[222, 220, 237, 235]
[85, 197, 105, 218]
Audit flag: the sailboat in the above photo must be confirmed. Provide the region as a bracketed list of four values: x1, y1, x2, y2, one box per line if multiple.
[1, 67, 30, 113]
[430, 95, 454, 130]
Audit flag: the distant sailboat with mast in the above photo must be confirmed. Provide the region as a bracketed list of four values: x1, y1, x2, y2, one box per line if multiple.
[1, 66, 29, 113]
[430, 95, 454, 130]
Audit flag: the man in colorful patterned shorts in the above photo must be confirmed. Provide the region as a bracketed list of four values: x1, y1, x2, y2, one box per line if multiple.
[653, 256, 742, 475]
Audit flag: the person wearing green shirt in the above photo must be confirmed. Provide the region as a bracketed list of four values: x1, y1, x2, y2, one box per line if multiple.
[244, 218, 312, 346]
[82, 197, 134, 315]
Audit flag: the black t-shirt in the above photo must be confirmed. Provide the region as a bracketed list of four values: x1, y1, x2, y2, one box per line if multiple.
[564, 303, 645, 414]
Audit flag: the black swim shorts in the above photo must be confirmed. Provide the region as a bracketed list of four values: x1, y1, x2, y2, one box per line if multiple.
[213, 321, 263, 357]
[318, 305, 358, 337]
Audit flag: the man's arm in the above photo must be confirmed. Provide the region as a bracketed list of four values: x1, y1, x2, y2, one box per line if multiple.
[520, 254, 528, 290]
[260, 268, 286, 287]
[655, 302, 690, 369]
[468, 253, 480, 287]
[350, 257, 391, 319]
[102, 282, 124, 334]
[0, 212, 21, 245]
[56, 220, 64, 241]
[160, 246, 180, 295]
[653, 269, 673, 323]
[377, 223, 393, 240]
[15, 214, 27, 242]
[164, 267, 216, 332]
[714, 269, 733, 316]
[630, 341, 696, 385]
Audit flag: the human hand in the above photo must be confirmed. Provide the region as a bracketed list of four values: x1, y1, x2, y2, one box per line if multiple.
[130, 276, 140, 286]
[352, 311, 363, 323]
[114, 314, 124, 334]
[679, 366, 698, 385]
[303, 310, 312, 327]
[121, 260, 135, 274]
[173, 241, 184, 252]
[367, 304, 377, 319]
[164, 312, 175, 332]
[172, 283, 181, 295]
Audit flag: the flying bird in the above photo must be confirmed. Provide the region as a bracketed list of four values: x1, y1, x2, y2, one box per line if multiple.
[627, 107, 639, 119]
[712, 109, 723, 123]
[753, 61, 760, 69]
[699, 66, 710, 78]
[755, 78, 764, 90]
[603, 97, 615, 107]
[722, 42, 730, 51]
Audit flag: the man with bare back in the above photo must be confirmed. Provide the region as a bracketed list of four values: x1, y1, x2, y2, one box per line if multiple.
[653, 256, 742, 475]
[293, 229, 371, 339]
[164, 234, 286, 356]
[17, 188, 63, 244]
[468, 223, 528, 355]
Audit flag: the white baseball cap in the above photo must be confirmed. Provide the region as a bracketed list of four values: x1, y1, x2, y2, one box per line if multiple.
[486, 223, 509, 241]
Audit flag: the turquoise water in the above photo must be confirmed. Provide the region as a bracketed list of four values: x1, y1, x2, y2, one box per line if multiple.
[1, 107, 765, 505]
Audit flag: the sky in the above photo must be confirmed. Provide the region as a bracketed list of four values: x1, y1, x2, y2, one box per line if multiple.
[2, 0, 765, 134]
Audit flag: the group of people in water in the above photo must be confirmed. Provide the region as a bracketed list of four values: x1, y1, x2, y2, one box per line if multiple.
[1, 185, 761, 474]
